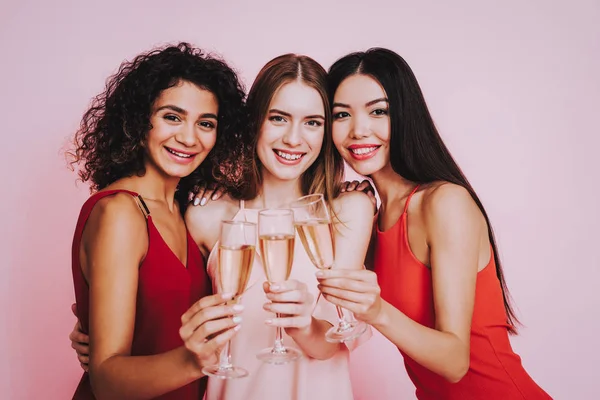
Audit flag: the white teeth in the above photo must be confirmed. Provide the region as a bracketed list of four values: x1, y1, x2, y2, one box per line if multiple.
[350, 147, 378, 155]
[275, 150, 302, 160]
[167, 148, 192, 158]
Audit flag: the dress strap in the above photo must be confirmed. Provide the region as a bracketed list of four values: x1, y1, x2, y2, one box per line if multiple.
[239, 199, 248, 221]
[88, 189, 150, 220]
[403, 184, 421, 214]
[134, 195, 151, 220]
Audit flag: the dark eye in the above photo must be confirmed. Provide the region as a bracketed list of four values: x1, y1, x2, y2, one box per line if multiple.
[269, 115, 286, 123]
[306, 120, 322, 127]
[198, 121, 216, 129]
[371, 109, 388, 116]
[164, 114, 181, 122]
[333, 111, 350, 119]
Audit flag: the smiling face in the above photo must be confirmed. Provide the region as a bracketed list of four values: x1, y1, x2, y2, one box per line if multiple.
[144, 80, 219, 179]
[331, 74, 391, 177]
[255, 80, 326, 182]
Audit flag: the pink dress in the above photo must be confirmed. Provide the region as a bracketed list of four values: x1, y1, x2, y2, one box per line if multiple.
[204, 201, 367, 400]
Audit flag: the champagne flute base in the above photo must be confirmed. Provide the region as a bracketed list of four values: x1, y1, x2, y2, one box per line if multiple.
[202, 365, 249, 380]
[256, 346, 302, 365]
[325, 320, 368, 343]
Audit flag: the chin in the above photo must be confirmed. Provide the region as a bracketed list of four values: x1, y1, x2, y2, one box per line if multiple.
[163, 164, 201, 179]
[272, 170, 304, 181]
[265, 160, 310, 181]
[344, 162, 374, 177]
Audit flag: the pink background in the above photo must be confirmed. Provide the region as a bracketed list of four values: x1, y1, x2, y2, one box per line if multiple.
[2, 1, 599, 398]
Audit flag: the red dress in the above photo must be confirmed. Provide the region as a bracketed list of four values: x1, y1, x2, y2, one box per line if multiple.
[71, 190, 210, 399]
[374, 185, 551, 399]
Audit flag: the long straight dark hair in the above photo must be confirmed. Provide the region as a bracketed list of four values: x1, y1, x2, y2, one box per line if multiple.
[328, 48, 519, 333]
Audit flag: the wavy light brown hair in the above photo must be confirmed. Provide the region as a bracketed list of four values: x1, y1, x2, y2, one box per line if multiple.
[239, 54, 344, 206]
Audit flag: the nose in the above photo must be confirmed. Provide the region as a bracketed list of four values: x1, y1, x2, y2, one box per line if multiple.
[282, 123, 302, 147]
[175, 122, 197, 147]
[350, 114, 372, 140]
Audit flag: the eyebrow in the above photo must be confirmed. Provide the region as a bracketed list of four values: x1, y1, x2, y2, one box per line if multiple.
[366, 97, 389, 107]
[269, 109, 292, 117]
[332, 97, 389, 108]
[269, 109, 325, 120]
[155, 105, 218, 120]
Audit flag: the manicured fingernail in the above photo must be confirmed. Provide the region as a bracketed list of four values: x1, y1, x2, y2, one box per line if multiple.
[315, 271, 324, 277]
[232, 304, 244, 312]
[200, 198, 207, 206]
[265, 319, 273, 325]
[270, 284, 280, 291]
[221, 292, 234, 299]
[212, 193, 219, 200]
[232, 316, 242, 324]
[193, 198, 200, 206]
[234, 325, 242, 331]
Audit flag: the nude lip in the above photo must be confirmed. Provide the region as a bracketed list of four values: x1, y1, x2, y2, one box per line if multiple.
[347, 144, 381, 161]
[165, 146, 197, 156]
[164, 146, 197, 164]
[273, 148, 305, 166]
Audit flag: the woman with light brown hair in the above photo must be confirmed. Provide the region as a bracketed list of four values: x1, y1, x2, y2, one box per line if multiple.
[182, 53, 374, 400]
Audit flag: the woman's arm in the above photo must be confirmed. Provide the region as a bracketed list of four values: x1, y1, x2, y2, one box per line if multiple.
[278, 191, 374, 359]
[317, 184, 483, 382]
[84, 195, 240, 399]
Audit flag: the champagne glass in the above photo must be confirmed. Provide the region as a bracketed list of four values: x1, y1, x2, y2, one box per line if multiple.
[256, 209, 302, 364]
[290, 194, 367, 343]
[202, 220, 256, 379]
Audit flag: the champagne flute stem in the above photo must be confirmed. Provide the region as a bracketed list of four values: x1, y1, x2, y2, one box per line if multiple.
[218, 340, 233, 370]
[274, 313, 286, 353]
[335, 306, 351, 330]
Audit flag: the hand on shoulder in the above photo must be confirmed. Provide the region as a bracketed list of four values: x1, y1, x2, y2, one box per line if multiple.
[184, 194, 240, 256]
[334, 190, 376, 221]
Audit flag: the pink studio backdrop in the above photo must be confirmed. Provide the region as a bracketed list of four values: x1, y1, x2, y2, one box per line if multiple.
[2, 1, 599, 398]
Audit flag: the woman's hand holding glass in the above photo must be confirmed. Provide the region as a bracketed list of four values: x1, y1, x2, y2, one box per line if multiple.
[315, 268, 384, 326]
[179, 293, 245, 374]
[257, 209, 303, 364]
[263, 279, 314, 334]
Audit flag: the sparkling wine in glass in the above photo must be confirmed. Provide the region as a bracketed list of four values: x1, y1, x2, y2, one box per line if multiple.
[291, 194, 367, 343]
[256, 209, 302, 364]
[202, 220, 255, 379]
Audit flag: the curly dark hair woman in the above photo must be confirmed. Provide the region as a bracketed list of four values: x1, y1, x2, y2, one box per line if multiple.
[69, 42, 248, 203]
[67, 43, 250, 400]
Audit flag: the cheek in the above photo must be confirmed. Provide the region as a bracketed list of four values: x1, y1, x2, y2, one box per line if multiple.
[255, 130, 272, 165]
[376, 119, 391, 143]
[308, 131, 325, 153]
[200, 133, 218, 152]
[331, 124, 346, 150]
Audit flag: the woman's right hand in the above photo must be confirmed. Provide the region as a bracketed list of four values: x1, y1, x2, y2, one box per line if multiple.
[179, 293, 243, 371]
[340, 179, 377, 207]
[187, 182, 228, 206]
[68, 303, 90, 372]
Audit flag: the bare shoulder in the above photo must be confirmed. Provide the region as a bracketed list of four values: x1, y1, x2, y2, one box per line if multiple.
[185, 194, 239, 251]
[83, 192, 148, 262]
[421, 182, 484, 229]
[87, 192, 147, 237]
[333, 190, 376, 221]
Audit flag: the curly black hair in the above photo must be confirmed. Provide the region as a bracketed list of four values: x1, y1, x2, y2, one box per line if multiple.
[68, 42, 248, 203]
